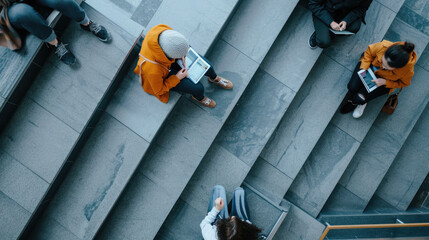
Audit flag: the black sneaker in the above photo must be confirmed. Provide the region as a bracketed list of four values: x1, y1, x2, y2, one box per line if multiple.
[54, 42, 76, 65]
[309, 31, 317, 49]
[81, 20, 110, 42]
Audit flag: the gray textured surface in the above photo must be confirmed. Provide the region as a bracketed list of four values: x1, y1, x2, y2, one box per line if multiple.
[222, 0, 298, 64]
[215, 69, 295, 165]
[245, 158, 293, 205]
[418, 44, 429, 71]
[0, 151, 48, 212]
[106, 63, 180, 142]
[0, 191, 31, 240]
[324, 1, 396, 71]
[286, 124, 360, 217]
[33, 114, 149, 239]
[377, 0, 406, 12]
[273, 202, 325, 240]
[144, 0, 239, 56]
[0, 97, 78, 183]
[27, 4, 136, 133]
[260, 5, 323, 92]
[131, 0, 163, 27]
[32, 217, 79, 240]
[261, 54, 350, 179]
[337, 65, 429, 211]
[405, 0, 429, 20]
[374, 104, 429, 211]
[397, 5, 429, 36]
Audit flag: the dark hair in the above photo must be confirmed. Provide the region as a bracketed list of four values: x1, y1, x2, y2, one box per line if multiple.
[385, 42, 415, 68]
[216, 217, 262, 240]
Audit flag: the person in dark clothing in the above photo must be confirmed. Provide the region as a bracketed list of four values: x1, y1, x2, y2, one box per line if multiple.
[308, 0, 372, 49]
[0, 0, 110, 65]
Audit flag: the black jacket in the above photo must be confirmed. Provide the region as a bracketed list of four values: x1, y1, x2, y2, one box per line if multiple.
[309, 0, 373, 26]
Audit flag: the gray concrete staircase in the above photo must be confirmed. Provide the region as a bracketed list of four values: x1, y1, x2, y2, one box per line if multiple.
[0, 2, 139, 239]
[26, 0, 238, 239]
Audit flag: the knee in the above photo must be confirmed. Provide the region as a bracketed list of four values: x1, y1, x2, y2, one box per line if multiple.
[193, 82, 205, 95]
[7, 4, 35, 24]
[347, 21, 362, 33]
[352, 93, 366, 104]
[45, 0, 77, 9]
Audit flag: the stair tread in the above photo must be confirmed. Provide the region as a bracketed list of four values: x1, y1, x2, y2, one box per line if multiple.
[0, 3, 138, 238]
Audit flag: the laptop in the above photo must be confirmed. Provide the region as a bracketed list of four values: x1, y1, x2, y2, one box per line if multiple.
[177, 47, 210, 84]
[357, 67, 378, 92]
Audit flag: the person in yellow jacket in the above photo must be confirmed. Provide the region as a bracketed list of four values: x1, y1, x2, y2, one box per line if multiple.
[134, 24, 233, 108]
[340, 40, 417, 118]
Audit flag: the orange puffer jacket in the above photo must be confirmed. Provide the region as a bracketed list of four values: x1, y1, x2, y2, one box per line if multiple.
[133, 24, 180, 103]
[360, 40, 417, 94]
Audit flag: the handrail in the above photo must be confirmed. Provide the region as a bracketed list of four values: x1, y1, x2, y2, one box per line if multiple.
[319, 222, 429, 240]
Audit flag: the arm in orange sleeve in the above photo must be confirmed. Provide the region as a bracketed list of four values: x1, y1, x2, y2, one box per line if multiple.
[147, 72, 181, 96]
[384, 71, 413, 89]
[360, 43, 378, 70]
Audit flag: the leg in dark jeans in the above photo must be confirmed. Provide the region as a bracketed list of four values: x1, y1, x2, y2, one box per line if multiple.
[32, 0, 88, 24]
[312, 15, 332, 48]
[342, 62, 389, 113]
[346, 19, 362, 34]
[229, 187, 250, 222]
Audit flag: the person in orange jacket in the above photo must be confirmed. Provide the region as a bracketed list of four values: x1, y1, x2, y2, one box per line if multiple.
[340, 40, 417, 118]
[134, 24, 233, 108]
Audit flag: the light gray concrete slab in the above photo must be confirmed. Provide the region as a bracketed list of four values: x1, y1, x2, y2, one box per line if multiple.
[324, 1, 396, 71]
[0, 151, 48, 213]
[321, 185, 367, 214]
[0, 97, 78, 183]
[106, 62, 180, 142]
[96, 171, 176, 240]
[244, 157, 293, 205]
[384, 18, 429, 58]
[27, 4, 136, 133]
[215, 69, 295, 166]
[181, 143, 250, 213]
[0, 35, 41, 99]
[273, 202, 325, 240]
[138, 98, 222, 199]
[145, 0, 239, 56]
[418, 44, 429, 71]
[34, 114, 149, 239]
[0, 191, 31, 240]
[131, 0, 163, 28]
[32, 216, 79, 240]
[375, 104, 429, 211]
[377, 0, 406, 12]
[285, 123, 360, 217]
[260, 5, 323, 92]
[222, 0, 298, 64]
[261, 54, 350, 179]
[338, 65, 429, 210]
[196, 39, 258, 122]
[155, 199, 205, 240]
[405, 0, 429, 20]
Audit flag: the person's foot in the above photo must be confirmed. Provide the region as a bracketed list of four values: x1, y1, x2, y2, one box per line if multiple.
[340, 100, 357, 114]
[81, 20, 110, 42]
[192, 96, 216, 108]
[353, 103, 367, 118]
[208, 76, 233, 89]
[308, 31, 317, 49]
[53, 42, 76, 65]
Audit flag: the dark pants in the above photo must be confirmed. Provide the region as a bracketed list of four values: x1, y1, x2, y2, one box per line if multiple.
[346, 62, 390, 104]
[207, 185, 250, 223]
[169, 54, 217, 101]
[312, 14, 362, 48]
[8, 0, 88, 42]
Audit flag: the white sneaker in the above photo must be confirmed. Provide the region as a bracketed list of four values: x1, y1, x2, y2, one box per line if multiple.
[353, 103, 367, 118]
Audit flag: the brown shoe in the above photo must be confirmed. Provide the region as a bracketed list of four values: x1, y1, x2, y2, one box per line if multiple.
[192, 96, 216, 108]
[208, 76, 233, 89]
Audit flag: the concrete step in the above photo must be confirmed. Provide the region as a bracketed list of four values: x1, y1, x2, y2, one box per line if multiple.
[273, 202, 325, 240]
[154, 2, 307, 238]
[90, 0, 241, 239]
[410, 174, 429, 210]
[246, 0, 399, 206]
[26, 0, 238, 239]
[322, 60, 429, 215]
[371, 104, 429, 212]
[0, 3, 139, 239]
[0, 2, 83, 131]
